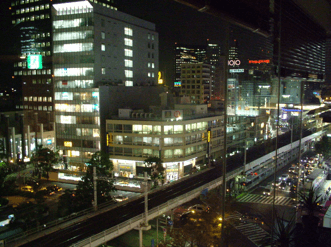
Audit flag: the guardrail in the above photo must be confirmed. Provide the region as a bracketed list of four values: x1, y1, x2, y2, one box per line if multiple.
[71, 166, 244, 247]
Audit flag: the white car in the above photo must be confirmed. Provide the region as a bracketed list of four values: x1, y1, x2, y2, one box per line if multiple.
[279, 174, 290, 181]
[188, 204, 210, 214]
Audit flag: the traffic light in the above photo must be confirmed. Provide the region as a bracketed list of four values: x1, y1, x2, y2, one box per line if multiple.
[240, 182, 246, 186]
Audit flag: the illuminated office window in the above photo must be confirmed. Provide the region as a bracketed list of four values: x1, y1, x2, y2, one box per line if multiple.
[125, 81, 133, 87]
[124, 38, 133, 46]
[125, 70, 133, 78]
[124, 59, 133, 67]
[124, 27, 133, 36]
[101, 67, 106, 74]
[101, 44, 105, 51]
[124, 49, 132, 57]
[54, 43, 93, 53]
[101, 32, 105, 39]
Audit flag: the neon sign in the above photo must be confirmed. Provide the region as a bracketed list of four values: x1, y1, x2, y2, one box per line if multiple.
[228, 60, 241, 67]
[229, 69, 244, 73]
[174, 81, 181, 87]
[248, 60, 270, 64]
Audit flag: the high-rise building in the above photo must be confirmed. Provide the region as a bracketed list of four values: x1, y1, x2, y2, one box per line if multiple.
[9, 0, 117, 157]
[52, 1, 158, 168]
[179, 63, 211, 104]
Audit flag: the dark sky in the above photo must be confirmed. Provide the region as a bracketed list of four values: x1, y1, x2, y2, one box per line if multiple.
[114, 0, 227, 84]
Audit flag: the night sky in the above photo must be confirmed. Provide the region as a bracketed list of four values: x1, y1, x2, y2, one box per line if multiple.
[115, 0, 227, 84]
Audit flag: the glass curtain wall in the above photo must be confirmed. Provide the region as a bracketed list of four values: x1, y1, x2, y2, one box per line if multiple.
[53, 2, 99, 167]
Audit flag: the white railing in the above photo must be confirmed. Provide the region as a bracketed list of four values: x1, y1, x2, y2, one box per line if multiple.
[70, 166, 243, 247]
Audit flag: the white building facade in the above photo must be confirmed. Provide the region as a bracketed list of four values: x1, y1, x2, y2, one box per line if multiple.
[52, 1, 159, 167]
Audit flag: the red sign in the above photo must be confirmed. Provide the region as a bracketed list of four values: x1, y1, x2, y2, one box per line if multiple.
[248, 60, 270, 64]
[174, 111, 181, 118]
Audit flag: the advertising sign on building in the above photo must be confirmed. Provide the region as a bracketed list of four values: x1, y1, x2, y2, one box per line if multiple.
[27, 55, 43, 69]
[162, 110, 183, 120]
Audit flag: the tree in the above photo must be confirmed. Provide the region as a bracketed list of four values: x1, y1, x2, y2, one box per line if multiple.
[30, 146, 58, 181]
[144, 157, 165, 187]
[314, 135, 331, 156]
[58, 152, 116, 215]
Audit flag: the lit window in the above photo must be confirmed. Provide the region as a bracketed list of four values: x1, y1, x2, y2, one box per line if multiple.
[35, 6, 39, 11]
[29, 96, 33, 101]
[148, 63, 150, 68]
[125, 81, 133, 87]
[40, 5, 44, 10]
[152, 34, 155, 40]
[30, 7, 34, 11]
[101, 32, 105, 39]
[101, 67, 106, 74]
[43, 106, 47, 111]
[33, 97, 37, 102]
[48, 106, 52, 111]
[124, 59, 133, 67]
[40, 14, 44, 19]
[43, 97, 47, 102]
[21, 8, 24, 14]
[148, 33, 150, 39]
[125, 70, 133, 78]
[152, 63, 155, 68]
[48, 97, 52, 102]
[101, 44, 105, 51]
[152, 72, 155, 78]
[124, 27, 133, 36]
[124, 38, 133, 46]
[38, 106, 42, 111]
[148, 72, 151, 77]
[45, 4, 49, 9]
[24, 97, 28, 101]
[124, 49, 132, 57]
[25, 8, 29, 13]
[38, 97, 42, 102]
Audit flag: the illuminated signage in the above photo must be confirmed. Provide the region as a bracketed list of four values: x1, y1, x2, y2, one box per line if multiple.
[308, 74, 318, 79]
[64, 141, 72, 147]
[107, 133, 113, 146]
[248, 59, 270, 64]
[158, 71, 163, 84]
[174, 81, 181, 87]
[162, 110, 183, 120]
[229, 69, 244, 73]
[228, 60, 241, 67]
[47, 139, 52, 145]
[207, 131, 211, 142]
[27, 55, 42, 69]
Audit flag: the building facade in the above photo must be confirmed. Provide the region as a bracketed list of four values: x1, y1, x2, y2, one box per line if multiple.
[106, 107, 224, 181]
[52, 1, 159, 168]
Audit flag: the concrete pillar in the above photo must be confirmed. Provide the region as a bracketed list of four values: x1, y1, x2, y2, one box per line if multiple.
[20, 114, 26, 158]
[12, 127, 16, 162]
[34, 112, 38, 150]
[40, 123, 44, 147]
[27, 125, 31, 157]
[53, 122, 56, 151]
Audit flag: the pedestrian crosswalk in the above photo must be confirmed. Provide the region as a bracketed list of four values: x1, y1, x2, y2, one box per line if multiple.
[225, 211, 271, 247]
[237, 193, 295, 206]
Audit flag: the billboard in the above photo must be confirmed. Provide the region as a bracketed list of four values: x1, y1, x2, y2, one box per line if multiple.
[27, 55, 43, 69]
[162, 110, 183, 120]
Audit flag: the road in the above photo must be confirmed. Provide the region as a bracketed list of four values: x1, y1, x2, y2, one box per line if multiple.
[20, 166, 224, 246]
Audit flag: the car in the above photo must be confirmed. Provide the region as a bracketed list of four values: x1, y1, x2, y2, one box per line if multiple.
[113, 195, 129, 202]
[279, 174, 290, 181]
[21, 186, 34, 193]
[288, 167, 296, 173]
[263, 185, 274, 196]
[188, 204, 210, 214]
[279, 181, 287, 190]
[286, 178, 293, 186]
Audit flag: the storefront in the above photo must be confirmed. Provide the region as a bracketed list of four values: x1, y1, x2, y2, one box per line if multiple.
[113, 159, 135, 178]
[166, 163, 179, 182]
